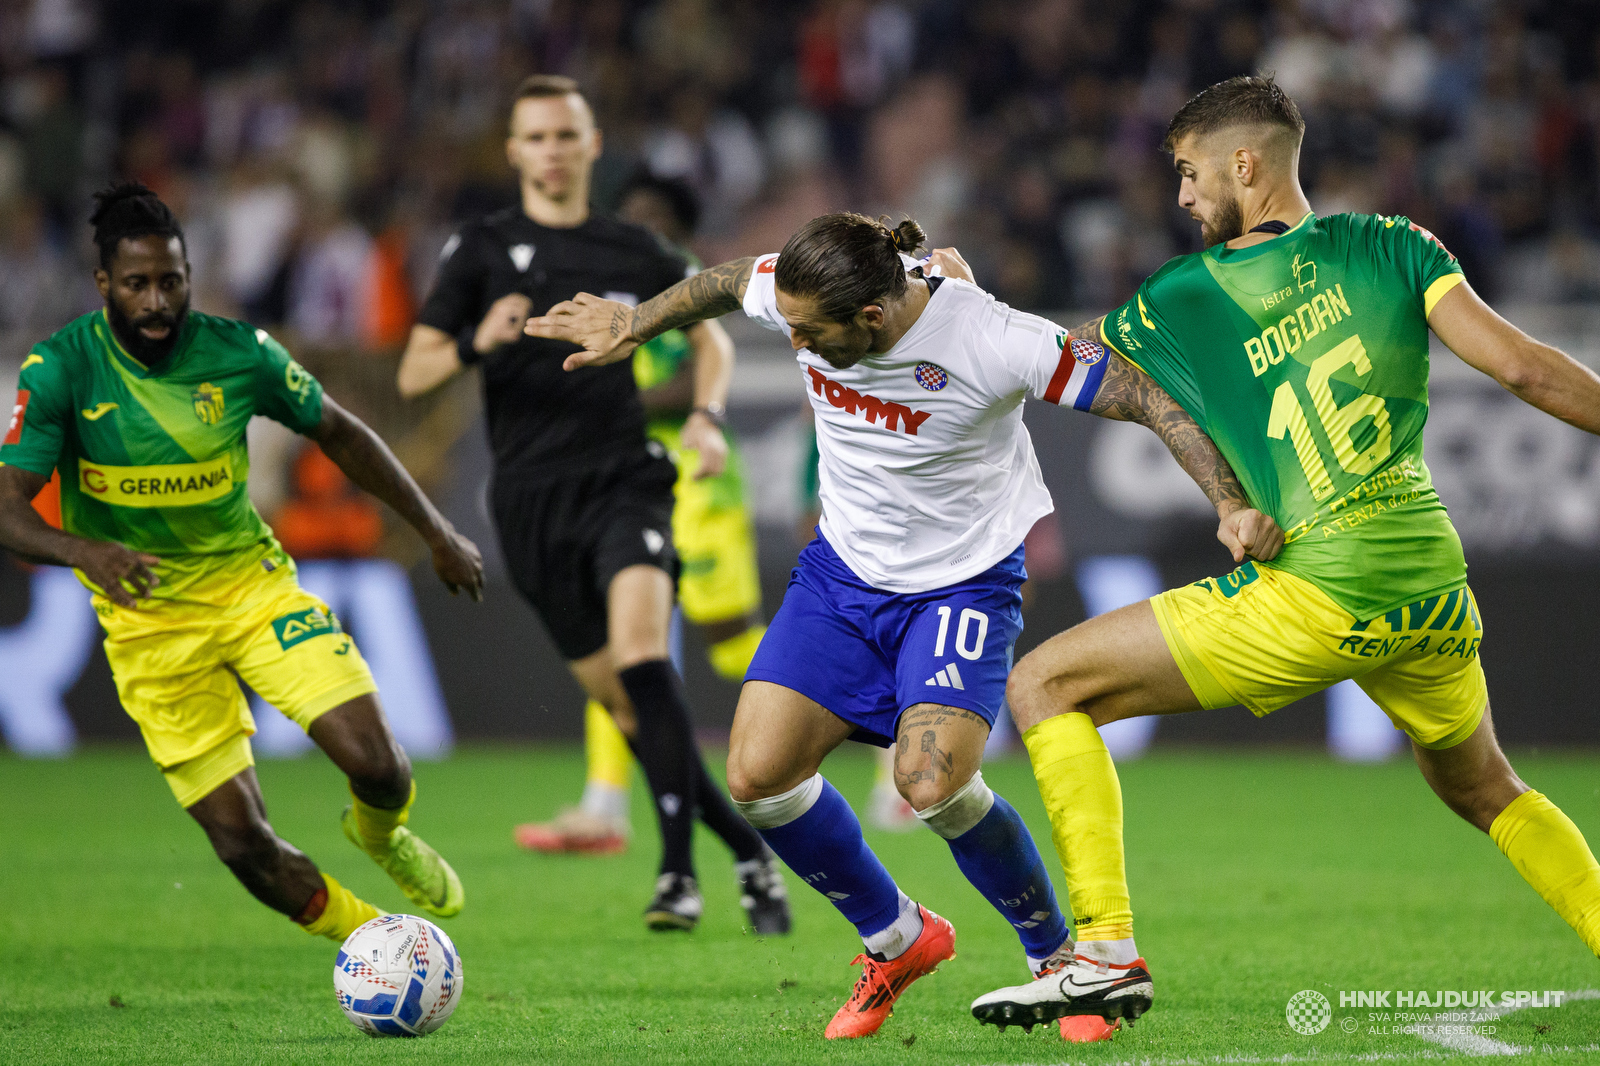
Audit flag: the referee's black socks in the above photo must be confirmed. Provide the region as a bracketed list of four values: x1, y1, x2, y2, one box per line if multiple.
[618, 659, 766, 875]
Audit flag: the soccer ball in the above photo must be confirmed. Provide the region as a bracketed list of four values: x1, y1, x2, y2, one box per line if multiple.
[334, 914, 463, 1037]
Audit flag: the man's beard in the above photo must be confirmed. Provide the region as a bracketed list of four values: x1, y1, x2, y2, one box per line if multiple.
[1200, 191, 1245, 248]
[107, 297, 190, 367]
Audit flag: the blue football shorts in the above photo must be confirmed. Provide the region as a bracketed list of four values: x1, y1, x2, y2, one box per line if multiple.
[746, 533, 1026, 747]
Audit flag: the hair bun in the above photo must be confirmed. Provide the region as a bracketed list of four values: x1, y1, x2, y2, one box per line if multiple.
[886, 218, 927, 255]
[90, 180, 159, 227]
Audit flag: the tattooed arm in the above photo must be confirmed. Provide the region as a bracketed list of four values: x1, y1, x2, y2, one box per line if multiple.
[1072, 314, 1285, 562]
[524, 257, 757, 372]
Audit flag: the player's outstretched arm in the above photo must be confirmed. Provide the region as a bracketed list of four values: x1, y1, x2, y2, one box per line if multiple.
[310, 398, 484, 600]
[1429, 281, 1600, 435]
[681, 319, 733, 479]
[1081, 327, 1285, 563]
[0, 465, 161, 606]
[525, 257, 757, 371]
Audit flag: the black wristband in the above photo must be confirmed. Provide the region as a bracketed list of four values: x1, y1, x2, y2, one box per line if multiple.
[691, 402, 727, 427]
[456, 328, 482, 366]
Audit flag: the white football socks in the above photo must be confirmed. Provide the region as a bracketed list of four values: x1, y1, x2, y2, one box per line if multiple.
[862, 892, 923, 960]
[579, 781, 629, 824]
[1075, 937, 1140, 966]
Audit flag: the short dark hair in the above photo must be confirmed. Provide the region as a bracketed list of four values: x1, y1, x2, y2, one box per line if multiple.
[1163, 75, 1305, 152]
[512, 73, 584, 109]
[89, 181, 185, 270]
[619, 172, 701, 235]
[774, 213, 926, 323]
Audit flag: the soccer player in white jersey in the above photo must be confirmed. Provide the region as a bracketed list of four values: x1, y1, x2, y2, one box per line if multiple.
[527, 213, 1281, 1041]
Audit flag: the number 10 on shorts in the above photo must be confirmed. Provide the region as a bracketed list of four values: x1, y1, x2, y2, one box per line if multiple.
[934, 605, 989, 660]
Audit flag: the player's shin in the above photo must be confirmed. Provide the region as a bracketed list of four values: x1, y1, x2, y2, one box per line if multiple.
[298, 872, 382, 942]
[917, 771, 1070, 966]
[582, 698, 633, 823]
[734, 774, 918, 956]
[619, 659, 700, 876]
[1490, 790, 1600, 955]
[1023, 713, 1138, 961]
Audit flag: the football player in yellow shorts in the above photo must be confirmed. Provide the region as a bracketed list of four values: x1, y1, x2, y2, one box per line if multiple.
[515, 175, 766, 855]
[0, 183, 485, 943]
[974, 77, 1600, 1031]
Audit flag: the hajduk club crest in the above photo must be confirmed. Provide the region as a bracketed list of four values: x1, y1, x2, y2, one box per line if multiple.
[913, 362, 948, 391]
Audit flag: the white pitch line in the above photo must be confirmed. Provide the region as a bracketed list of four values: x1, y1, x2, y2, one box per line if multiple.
[1401, 988, 1600, 1057]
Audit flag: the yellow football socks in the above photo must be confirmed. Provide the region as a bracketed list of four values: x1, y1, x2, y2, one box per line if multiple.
[708, 625, 766, 683]
[1490, 790, 1600, 955]
[1023, 712, 1134, 941]
[350, 781, 415, 855]
[299, 873, 381, 941]
[585, 699, 634, 789]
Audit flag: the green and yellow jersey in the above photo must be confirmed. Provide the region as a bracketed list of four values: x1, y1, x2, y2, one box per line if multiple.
[1, 308, 324, 600]
[1104, 211, 1467, 620]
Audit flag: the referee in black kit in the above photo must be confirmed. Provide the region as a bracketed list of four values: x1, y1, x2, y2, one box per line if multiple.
[398, 74, 789, 935]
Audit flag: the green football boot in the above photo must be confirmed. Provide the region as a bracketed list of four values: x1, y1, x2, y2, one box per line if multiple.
[341, 806, 465, 919]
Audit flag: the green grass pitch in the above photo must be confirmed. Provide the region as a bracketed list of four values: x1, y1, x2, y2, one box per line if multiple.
[2, 744, 1596, 1064]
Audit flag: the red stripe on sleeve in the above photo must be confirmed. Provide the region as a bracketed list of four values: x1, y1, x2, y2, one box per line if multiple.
[1042, 346, 1077, 405]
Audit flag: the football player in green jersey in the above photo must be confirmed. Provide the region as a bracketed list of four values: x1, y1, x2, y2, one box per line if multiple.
[973, 77, 1600, 1030]
[0, 183, 484, 944]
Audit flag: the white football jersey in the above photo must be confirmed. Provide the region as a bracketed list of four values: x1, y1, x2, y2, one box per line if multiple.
[743, 253, 1109, 593]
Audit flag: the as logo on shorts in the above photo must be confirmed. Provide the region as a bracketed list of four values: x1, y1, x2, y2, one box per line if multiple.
[913, 362, 948, 391]
[272, 607, 343, 650]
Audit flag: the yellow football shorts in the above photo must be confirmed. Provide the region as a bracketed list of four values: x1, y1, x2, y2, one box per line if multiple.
[93, 544, 377, 807]
[655, 424, 762, 625]
[1150, 561, 1488, 750]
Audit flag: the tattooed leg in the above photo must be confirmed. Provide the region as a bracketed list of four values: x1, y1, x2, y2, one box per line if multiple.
[892, 704, 990, 811]
[893, 701, 1072, 961]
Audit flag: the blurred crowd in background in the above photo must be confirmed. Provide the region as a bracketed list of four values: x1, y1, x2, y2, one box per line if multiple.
[3, 0, 1600, 346]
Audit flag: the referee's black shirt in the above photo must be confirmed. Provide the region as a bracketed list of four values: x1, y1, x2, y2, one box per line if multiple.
[417, 206, 692, 483]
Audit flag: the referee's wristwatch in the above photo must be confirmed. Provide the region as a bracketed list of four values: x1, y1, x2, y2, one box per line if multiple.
[691, 401, 727, 427]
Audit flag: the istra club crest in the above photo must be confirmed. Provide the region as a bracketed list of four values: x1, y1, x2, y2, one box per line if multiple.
[192, 382, 225, 424]
[913, 362, 948, 391]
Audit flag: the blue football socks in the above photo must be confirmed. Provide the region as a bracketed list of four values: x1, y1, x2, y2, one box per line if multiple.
[737, 775, 904, 939]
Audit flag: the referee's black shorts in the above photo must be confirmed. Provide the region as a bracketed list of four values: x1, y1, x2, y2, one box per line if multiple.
[492, 444, 680, 662]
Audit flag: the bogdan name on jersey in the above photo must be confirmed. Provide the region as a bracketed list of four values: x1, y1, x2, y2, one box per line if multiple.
[1242, 283, 1354, 377]
[806, 366, 933, 436]
[77, 454, 234, 508]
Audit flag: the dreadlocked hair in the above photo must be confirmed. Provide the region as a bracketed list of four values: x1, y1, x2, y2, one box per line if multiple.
[90, 181, 185, 269]
[774, 213, 926, 322]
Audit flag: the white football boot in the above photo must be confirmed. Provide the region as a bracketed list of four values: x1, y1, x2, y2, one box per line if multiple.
[971, 951, 1152, 1029]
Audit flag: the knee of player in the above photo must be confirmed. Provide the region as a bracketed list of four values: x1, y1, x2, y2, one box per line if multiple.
[208, 816, 282, 870]
[1005, 659, 1055, 731]
[724, 748, 789, 804]
[896, 764, 974, 813]
[348, 740, 412, 804]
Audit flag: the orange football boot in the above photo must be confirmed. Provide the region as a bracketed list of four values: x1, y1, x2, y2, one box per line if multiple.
[1059, 1015, 1122, 1042]
[513, 808, 628, 855]
[824, 905, 956, 1039]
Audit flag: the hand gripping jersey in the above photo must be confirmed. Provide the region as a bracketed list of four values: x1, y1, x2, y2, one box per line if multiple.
[1103, 211, 1467, 620]
[743, 255, 1108, 593]
[1, 309, 324, 599]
